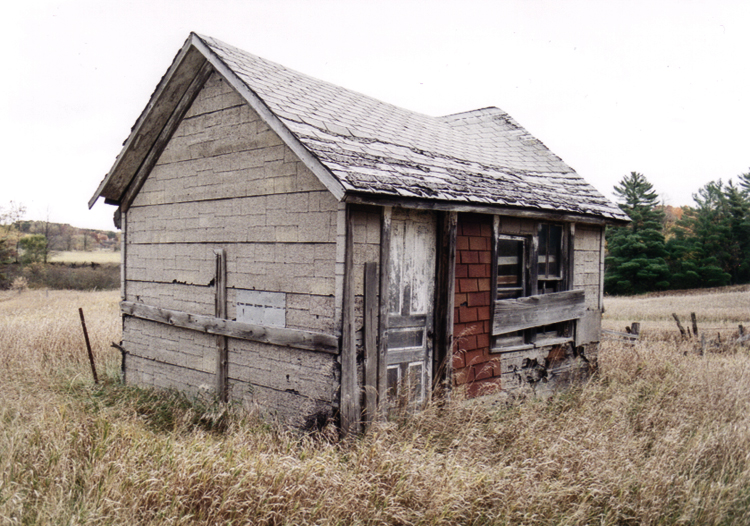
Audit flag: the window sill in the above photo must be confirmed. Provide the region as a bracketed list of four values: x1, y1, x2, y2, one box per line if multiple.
[490, 343, 534, 354]
[534, 336, 574, 347]
[490, 337, 573, 354]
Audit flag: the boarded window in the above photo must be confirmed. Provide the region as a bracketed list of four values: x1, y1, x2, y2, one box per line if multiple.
[492, 222, 582, 351]
[236, 290, 286, 328]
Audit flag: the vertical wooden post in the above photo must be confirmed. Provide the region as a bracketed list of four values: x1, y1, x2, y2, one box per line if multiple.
[364, 262, 379, 427]
[119, 210, 127, 381]
[119, 209, 127, 302]
[690, 312, 699, 337]
[214, 249, 228, 402]
[567, 223, 576, 289]
[672, 313, 686, 338]
[433, 211, 457, 397]
[340, 206, 359, 435]
[78, 308, 99, 384]
[599, 227, 606, 312]
[568, 223, 577, 342]
[529, 229, 539, 295]
[377, 206, 393, 419]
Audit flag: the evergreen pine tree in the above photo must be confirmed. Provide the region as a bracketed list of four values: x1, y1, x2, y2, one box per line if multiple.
[668, 174, 750, 287]
[605, 172, 670, 294]
[670, 179, 750, 287]
[739, 168, 750, 194]
[724, 181, 750, 283]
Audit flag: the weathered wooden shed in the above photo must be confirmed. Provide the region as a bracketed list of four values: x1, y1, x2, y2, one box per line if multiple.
[90, 33, 628, 432]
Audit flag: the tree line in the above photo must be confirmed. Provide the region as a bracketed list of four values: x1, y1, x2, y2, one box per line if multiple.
[605, 170, 750, 295]
[1, 202, 120, 288]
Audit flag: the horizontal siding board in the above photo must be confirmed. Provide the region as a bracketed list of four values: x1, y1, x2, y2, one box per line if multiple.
[228, 378, 336, 428]
[227, 339, 338, 400]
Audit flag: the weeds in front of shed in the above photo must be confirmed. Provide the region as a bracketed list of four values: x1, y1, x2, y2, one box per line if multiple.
[3, 288, 750, 525]
[70, 379, 240, 435]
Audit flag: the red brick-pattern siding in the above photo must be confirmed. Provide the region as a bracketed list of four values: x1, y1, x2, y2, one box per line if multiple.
[453, 214, 502, 398]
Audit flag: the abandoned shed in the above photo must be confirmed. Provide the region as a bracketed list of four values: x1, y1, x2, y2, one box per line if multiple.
[90, 33, 629, 432]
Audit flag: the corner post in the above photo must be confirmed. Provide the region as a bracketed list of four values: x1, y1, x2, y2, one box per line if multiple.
[214, 248, 228, 402]
[340, 206, 359, 434]
[433, 211, 457, 397]
[377, 206, 393, 419]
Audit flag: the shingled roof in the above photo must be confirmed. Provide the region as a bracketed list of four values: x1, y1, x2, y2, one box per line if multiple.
[91, 33, 628, 223]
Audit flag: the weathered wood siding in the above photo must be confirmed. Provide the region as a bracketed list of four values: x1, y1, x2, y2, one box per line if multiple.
[572, 224, 603, 311]
[573, 224, 604, 347]
[121, 72, 340, 427]
[350, 207, 381, 426]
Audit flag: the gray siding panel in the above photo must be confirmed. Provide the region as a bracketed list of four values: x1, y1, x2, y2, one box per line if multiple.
[122, 71, 341, 426]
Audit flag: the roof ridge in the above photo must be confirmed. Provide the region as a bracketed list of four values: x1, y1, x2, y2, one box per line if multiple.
[440, 107, 509, 122]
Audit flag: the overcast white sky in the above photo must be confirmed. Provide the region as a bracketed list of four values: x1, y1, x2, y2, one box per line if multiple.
[2, 0, 749, 231]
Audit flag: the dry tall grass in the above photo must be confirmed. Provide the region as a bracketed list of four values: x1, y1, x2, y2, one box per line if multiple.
[50, 251, 121, 264]
[2, 288, 750, 524]
[603, 284, 750, 335]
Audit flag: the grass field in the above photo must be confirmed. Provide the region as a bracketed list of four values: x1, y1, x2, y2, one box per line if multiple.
[603, 284, 750, 336]
[49, 250, 121, 264]
[2, 288, 750, 524]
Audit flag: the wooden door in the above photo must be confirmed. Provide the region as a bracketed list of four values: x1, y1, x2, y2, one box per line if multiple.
[384, 210, 436, 409]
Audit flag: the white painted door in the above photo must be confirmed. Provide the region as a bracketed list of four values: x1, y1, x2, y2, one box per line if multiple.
[385, 210, 436, 409]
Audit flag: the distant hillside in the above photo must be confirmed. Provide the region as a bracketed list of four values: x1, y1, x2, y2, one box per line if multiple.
[12, 220, 120, 252]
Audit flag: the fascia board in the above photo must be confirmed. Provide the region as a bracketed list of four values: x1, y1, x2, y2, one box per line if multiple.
[88, 35, 200, 209]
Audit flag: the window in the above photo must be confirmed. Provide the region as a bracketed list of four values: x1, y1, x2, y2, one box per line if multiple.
[494, 236, 527, 348]
[491, 221, 582, 351]
[537, 223, 563, 293]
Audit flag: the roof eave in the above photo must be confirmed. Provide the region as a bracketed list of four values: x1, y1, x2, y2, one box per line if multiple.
[89, 34, 203, 209]
[344, 191, 630, 226]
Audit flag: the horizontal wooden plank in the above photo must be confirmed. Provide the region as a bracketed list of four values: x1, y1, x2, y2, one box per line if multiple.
[602, 329, 639, 340]
[121, 301, 339, 354]
[493, 289, 586, 335]
[387, 314, 427, 328]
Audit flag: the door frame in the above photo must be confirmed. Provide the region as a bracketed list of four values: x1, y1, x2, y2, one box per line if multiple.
[375, 207, 457, 418]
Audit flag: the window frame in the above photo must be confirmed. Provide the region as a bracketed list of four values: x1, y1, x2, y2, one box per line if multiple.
[490, 218, 574, 353]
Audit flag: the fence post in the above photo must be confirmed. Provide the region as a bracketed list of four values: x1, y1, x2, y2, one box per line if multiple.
[78, 308, 99, 384]
[672, 313, 686, 338]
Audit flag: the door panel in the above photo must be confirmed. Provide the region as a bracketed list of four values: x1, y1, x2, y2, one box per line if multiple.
[384, 210, 436, 409]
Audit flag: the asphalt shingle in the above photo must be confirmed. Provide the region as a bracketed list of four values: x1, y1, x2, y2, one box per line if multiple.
[198, 35, 627, 221]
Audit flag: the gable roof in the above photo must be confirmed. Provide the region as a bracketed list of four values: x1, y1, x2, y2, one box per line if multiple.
[90, 33, 628, 224]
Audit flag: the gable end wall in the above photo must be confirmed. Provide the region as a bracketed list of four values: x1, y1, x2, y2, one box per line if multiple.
[122, 72, 341, 428]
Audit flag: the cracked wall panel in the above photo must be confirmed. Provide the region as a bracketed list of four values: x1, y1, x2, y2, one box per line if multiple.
[227, 338, 338, 402]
